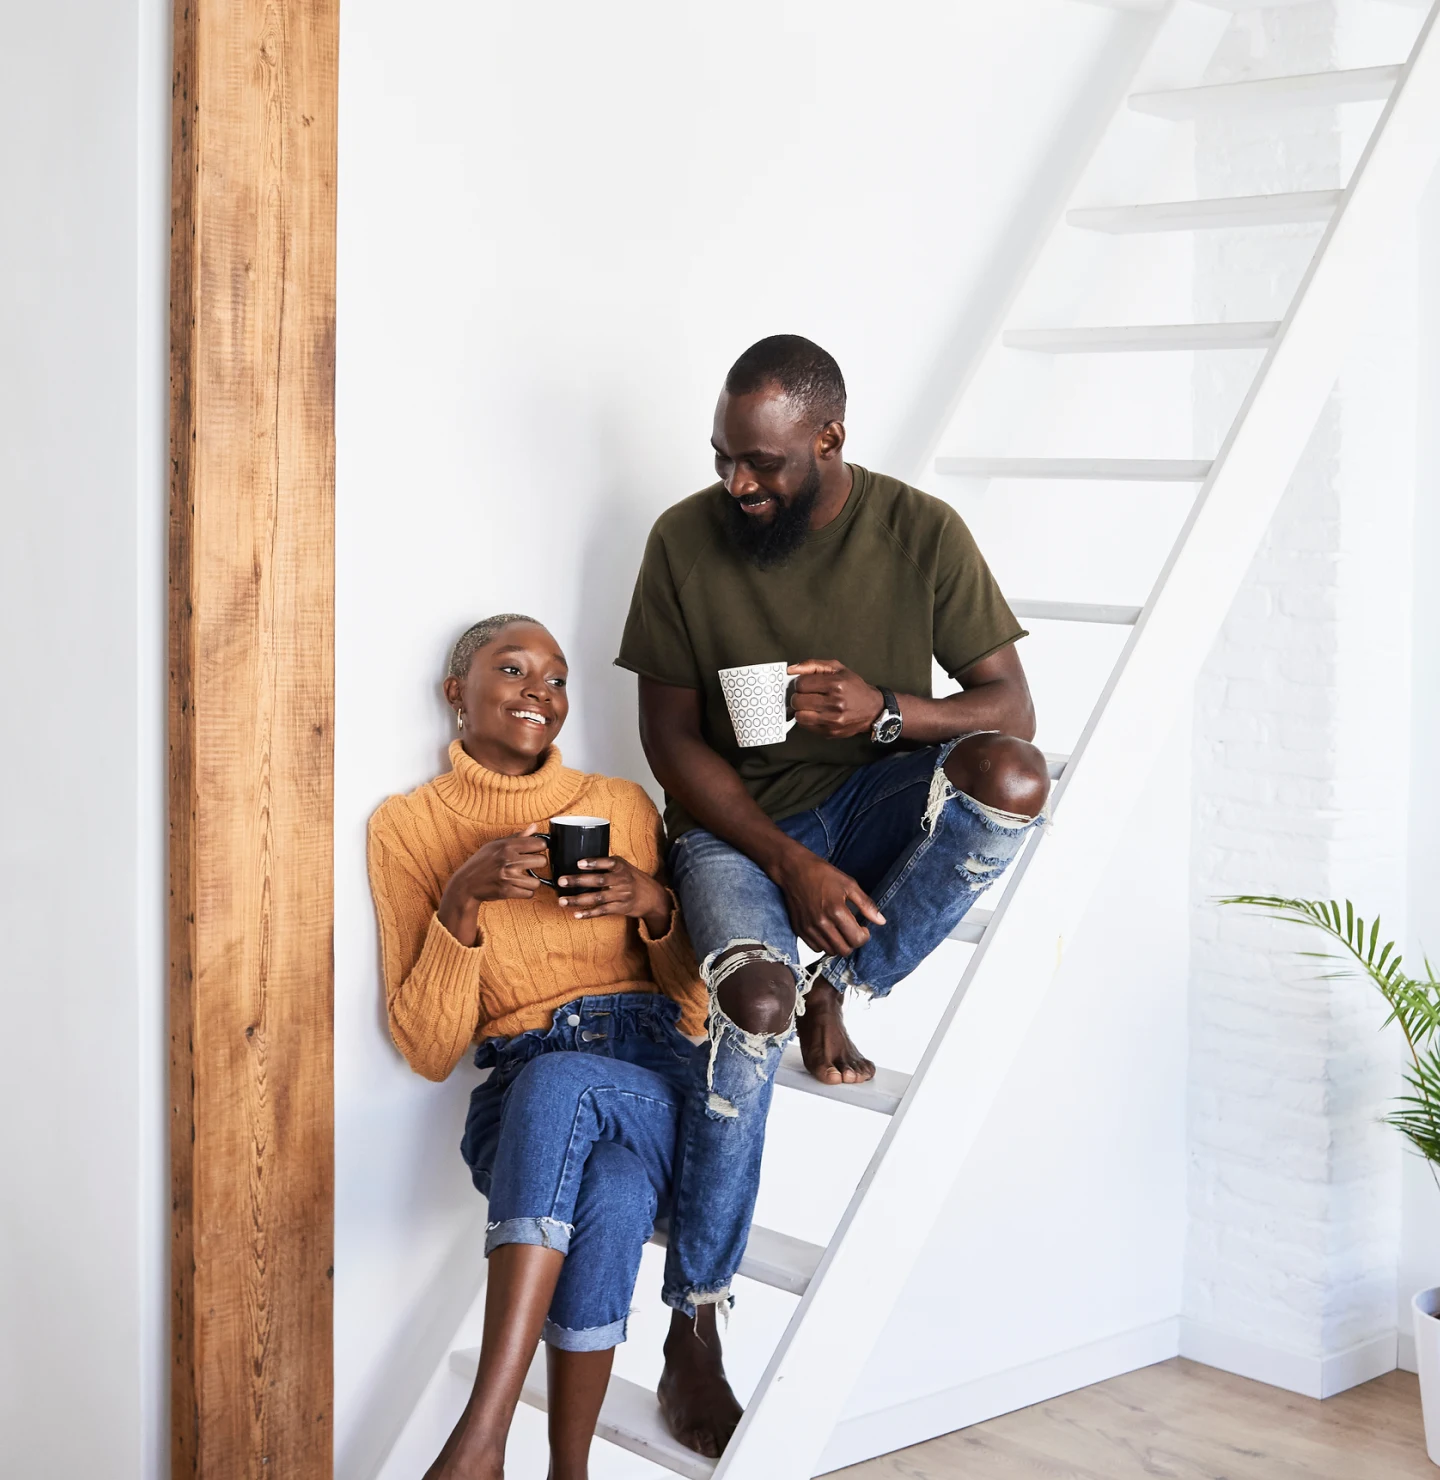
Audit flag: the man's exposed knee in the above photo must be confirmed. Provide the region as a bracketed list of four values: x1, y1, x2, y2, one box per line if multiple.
[713, 955, 796, 1037]
[944, 733, 1050, 819]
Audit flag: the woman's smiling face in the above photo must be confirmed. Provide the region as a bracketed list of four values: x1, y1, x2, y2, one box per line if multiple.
[444, 621, 569, 775]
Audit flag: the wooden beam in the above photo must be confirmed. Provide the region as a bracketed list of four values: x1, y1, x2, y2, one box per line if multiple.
[169, 1, 336, 1474]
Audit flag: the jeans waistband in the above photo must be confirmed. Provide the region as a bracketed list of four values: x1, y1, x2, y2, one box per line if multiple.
[473, 990, 680, 1070]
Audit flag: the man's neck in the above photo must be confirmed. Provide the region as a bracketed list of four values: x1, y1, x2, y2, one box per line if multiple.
[808, 461, 855, 533]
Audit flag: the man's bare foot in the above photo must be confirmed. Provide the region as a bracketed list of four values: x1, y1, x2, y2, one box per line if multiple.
[658, 1306, 744, 1458]
[796, 980, 875, 1084]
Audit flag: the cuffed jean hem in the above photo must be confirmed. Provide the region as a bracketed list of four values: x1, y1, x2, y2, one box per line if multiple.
[660, 1282, 735, 1320]
[542, 1313, 629, 1351]
[485, 1215, 574, 1256]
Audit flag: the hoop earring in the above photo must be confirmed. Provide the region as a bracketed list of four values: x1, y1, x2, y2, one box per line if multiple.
[455, 709, 464, 731]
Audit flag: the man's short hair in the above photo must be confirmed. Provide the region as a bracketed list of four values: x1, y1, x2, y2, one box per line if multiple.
[447, 613, 542, 681]
[724, 334, 846, 430]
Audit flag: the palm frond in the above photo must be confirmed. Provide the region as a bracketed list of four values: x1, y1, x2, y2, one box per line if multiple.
[1219, 895, 1440, 1054]
[1385, 1047, 1440, 1165]
[1220, 894, 1440, 1174]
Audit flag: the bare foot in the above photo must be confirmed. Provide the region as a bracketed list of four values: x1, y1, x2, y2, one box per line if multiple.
[658, 1306, 744, 1458]
[422, 1412, 504, 1480]
[796, 980, 875, 1084]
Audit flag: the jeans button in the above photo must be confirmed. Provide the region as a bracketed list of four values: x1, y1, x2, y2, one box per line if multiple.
[566, 1014, 581, 1027]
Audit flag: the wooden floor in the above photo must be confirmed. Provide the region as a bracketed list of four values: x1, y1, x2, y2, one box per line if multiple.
[832, 1360, 1433, 1479]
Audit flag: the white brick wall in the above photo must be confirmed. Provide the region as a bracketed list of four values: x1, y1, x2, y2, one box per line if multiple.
[1185, 1, 1413, 1391]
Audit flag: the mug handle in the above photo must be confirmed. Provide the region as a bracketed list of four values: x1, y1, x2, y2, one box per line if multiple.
[783, 674, 798, 736]
[525, 833, 558, 889]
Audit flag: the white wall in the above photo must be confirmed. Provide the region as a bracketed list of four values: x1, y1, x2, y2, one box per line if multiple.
[1399, 152, 1440, 1372]
[337, 3, 1193, 1475]
[0, 1, 169, 1475]
[1183, 0, 1428, 1398]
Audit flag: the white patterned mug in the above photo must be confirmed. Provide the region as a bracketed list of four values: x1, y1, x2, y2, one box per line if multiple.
[718, 661, 797, 748]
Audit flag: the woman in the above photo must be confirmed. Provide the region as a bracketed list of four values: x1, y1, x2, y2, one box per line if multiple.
[367, 613, 729, 1480]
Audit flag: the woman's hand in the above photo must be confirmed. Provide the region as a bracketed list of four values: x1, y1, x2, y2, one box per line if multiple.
[436, 823, 549, 946]
[559, 856, 673, 938]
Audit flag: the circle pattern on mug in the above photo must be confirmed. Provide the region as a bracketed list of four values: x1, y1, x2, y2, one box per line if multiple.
[720, 664, 790, 747]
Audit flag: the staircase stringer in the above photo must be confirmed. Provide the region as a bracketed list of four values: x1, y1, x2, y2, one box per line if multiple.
[715, 6, 1440, 1478]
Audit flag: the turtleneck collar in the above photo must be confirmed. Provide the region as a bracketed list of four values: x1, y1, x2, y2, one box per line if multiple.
[431, 739, 587, 828]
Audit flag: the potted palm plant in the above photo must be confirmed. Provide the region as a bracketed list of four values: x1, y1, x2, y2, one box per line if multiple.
[1223, 896, 1440, 1463]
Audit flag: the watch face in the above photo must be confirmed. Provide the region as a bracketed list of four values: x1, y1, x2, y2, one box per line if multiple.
[876, 712, 903, 744]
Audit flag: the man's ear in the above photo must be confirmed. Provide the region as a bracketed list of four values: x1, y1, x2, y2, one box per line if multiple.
[815, 419, 846, 462]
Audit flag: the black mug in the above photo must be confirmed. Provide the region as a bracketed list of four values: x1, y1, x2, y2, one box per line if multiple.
[528, 815, 612, 897]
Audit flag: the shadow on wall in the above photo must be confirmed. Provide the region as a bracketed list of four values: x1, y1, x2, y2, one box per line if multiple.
[337, 1204, 491, 1480]
[884, 12, 1161, 481]
[570, 491, 661, 798]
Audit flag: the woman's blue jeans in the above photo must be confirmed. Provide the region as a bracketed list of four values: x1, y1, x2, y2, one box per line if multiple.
[461, 992, 696, 1352]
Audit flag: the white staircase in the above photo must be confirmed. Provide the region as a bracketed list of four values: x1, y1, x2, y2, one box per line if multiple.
[452, 2, 1440, 1473]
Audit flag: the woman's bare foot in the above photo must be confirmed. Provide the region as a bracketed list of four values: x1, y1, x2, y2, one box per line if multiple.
[422, 1426, 504, 1480]
[796, 980, 875, 1084]
[658, 1306, 744, 1458]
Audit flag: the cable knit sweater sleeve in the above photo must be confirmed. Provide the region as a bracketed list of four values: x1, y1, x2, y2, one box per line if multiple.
[610, 781, 709, 1037]
[367, 807, 486, 1082]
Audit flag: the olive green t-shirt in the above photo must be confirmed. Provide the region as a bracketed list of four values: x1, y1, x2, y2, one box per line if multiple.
[615, 464, 1026, 839]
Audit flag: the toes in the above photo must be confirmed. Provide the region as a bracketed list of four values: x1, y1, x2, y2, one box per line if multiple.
[687, 1429, 721, 1460]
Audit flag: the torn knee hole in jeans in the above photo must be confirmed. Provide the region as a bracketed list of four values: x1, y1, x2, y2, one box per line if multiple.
[926, 744, 1046, 836]
[698, 940, 798, 1118]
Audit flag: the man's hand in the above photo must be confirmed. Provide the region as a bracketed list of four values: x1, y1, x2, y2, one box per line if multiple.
[788, 660, 885, 740]
[559, 856, 673, 938]
[772, 845, 887, 957]
[437, 823, 548, 945]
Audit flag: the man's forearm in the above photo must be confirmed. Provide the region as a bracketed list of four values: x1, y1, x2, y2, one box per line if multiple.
[645, 729, 806, 876]
[894, 681, 1035, 745]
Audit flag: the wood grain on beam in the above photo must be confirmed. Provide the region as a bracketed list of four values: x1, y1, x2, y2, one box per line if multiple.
[170, 2, 337, 1474]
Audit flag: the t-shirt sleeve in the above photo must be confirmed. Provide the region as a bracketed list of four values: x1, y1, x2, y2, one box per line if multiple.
[614, 520, 703, 688]
[931, 509, 1028, 679]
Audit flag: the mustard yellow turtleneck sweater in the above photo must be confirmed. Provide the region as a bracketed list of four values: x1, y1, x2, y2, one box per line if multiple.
[367, 741, 707, 1081]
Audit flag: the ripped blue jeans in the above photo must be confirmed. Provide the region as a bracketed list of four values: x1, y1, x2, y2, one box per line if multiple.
[662, 739, 1041, 1315]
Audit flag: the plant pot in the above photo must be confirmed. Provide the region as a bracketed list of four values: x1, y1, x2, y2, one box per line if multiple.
[1413, 1288, 1440, 1465]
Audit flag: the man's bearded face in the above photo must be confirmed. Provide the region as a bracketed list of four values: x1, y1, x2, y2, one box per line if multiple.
[723, 456, 821, 570]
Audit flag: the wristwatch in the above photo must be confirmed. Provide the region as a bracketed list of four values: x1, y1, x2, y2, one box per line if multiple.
[871, 688, 903, 745]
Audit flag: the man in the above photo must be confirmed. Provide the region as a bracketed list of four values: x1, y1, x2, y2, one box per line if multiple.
[616, 335, 1050, 1456]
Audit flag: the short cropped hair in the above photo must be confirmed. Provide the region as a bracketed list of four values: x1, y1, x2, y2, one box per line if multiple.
[724, 334, 846, 429]
[447, 613, 542, 681]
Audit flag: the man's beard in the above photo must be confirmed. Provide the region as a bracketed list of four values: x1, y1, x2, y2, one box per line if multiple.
[723, 461, 821, 570]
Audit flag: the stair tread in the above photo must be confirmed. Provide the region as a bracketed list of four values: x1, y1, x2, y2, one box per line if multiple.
[936, 456, 1212, 480]
[450, 1348, 716, 1479]
[1003, 322, 1278, 352]
[1011, 600, 1142, 625]
[1068, 188, 1342, 233]
[949, 908, 993, 946]
[775, 1045, 910, 1114]
[1130, 63, 1400, 118]
[1046, 752, 1071, 779]
[650, 1221, 823, 1296]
